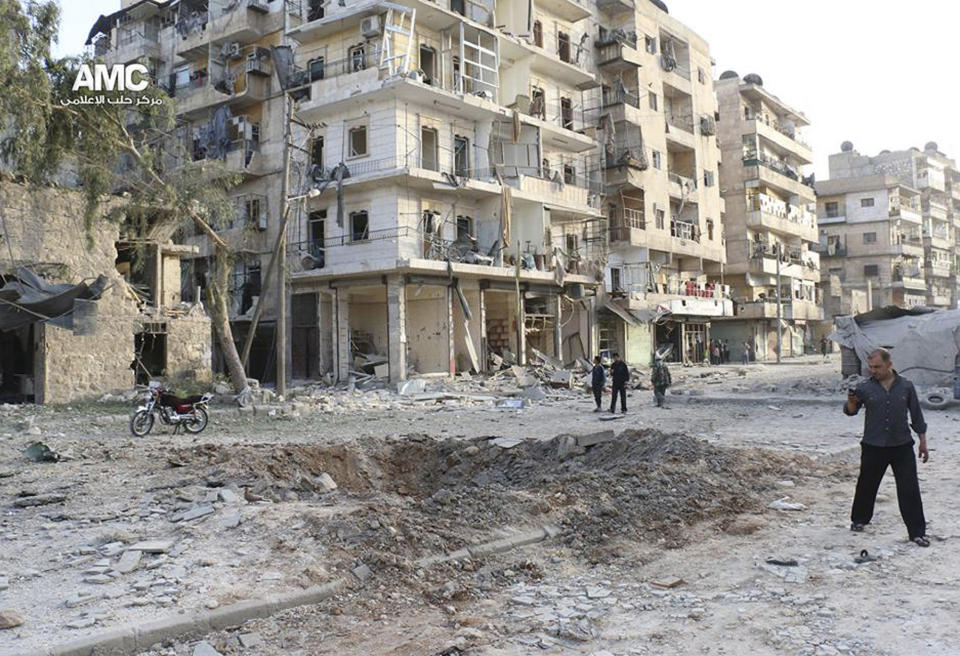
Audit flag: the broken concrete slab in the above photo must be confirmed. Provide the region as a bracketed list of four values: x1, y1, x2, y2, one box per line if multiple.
[491, 437, 524, 449]
[222, 512, 242, 529]
[650, 577, 685, 589]
[127, 540, 175, 554]
[314, 472, 338, 492]
[520, 386, 547, 402]
[171, 505, 215, 522]
[575, 431, 616, 448]
[238, 632, 263, 648]
[556, 435, 585, 461]
[65, 593, 101, 608]
[217, 489, 239, 504]
[768, 497, 806, 512]
[192, 641, 223, 656]
[548, 370, 575, 389]
[351, 564, 372, 582]
[398, 379, 427, 395]
[0, 609, 24, 630]
[115, 550, 142, 574]
[13, 493, 67, 508]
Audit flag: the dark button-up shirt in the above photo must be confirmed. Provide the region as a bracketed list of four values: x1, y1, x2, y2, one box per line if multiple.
[844, 374, 927, 447]
[610, 360, 630, 385]
[591, 364, 606, 389]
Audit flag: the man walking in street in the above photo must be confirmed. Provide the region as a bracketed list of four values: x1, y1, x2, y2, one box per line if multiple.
[844, 348, 930, 547]
[651, 355, 672, 408]
[590, 355, 606, 413]
[609, 353, 629, 414]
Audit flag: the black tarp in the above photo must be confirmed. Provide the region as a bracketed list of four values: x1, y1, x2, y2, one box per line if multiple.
[0, 268, 109, 333]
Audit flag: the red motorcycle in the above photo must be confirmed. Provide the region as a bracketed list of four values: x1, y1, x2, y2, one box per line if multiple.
[130, 383, 212, 436]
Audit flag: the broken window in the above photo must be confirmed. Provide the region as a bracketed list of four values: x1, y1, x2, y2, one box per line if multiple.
[645, 35, 657, 54]
[308, 57, 325, 81]
[656, 208, 665, 229]
[309, 210, 326, 266]
[350, 210, 369, 242]
[349, 44, 366, 72]
[421, 127, 439, 171]
[310, 136, 324, 168]
[649, 91, 658, 111]
[459, 24, 498, 102]
[563, 163, 576, 185]
[451, 0, 465, 16]
[419, 44, 436, 85]
[307, 0, 324, 21]
[863, 232, 877, 244]
[565, 232, 579, 255]
[533, 20, 543, 48]
[454, 135, 470, 177]
[531, 87, 546, 119]
[560, 97, 573, 130]
[703, 170, 715, 187]
[422, 210, 437, 234]
[652, 150, 662, 169]
[610, 267, 622, 291]
[348, 126, 367, 158]
[825, 201, 839, 218]
[456, 215, 474, 242]
[706, 218, 714, 240]
[557, 32, 571, 63]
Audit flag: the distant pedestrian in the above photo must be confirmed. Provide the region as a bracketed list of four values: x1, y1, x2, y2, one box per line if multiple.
[845, 348, 930, 547]
[609, 353, 629, 414]
[820, 336, 829, 357]
[710, 341, 720, 365]
[741, 340, 750, 365]
[651, 355, 672, 408]
[590, 355, 606, 413]
[722, 339, 730, 363]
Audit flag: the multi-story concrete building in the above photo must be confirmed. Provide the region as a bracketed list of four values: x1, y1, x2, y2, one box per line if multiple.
[88, 0, 292, 382]
[824, 142, 959, 310]
[598, 2, 731, 365]
[711, 72, 821, 361]
[88, 0, 729, 382]
[814, 175, 925, 317]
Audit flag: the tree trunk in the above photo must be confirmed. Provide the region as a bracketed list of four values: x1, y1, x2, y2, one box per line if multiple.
[209, 245, 251, 404]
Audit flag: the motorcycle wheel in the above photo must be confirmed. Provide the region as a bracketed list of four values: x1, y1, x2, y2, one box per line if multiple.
[183, 407, 209, 434]
[130, 410, 154, 437]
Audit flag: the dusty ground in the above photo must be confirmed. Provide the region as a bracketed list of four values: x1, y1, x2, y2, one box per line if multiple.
[1, 357, 958, 656]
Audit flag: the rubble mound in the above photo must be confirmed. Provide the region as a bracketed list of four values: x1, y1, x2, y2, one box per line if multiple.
[171, 430, 813, 564]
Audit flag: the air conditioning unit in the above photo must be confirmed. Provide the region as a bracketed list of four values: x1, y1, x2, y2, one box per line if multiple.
[221, 42, 242, 59]
[360, 15, 381, 38]
[699, 114, 717, 136]
[245, 53, 269, 76]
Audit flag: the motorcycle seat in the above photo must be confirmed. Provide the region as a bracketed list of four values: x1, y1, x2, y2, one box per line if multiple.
[161, 393, 204, 407]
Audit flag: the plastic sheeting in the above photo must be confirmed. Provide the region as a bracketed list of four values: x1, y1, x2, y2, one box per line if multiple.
[828, 306, 960, 387]
[0, 268, 109, 333]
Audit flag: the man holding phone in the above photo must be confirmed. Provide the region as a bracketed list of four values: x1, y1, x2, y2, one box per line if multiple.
[844, 347, 930, 546]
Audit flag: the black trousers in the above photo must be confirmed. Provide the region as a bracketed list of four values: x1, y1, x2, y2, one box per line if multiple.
[851, 442, 926, 539]
[610, 382, 626, 412]
[592, 385, 603, 408]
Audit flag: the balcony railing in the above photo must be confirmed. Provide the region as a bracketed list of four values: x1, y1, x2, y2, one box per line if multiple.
[614, 263, 730, 299]
[666, 114, 695, 134]
[302, 47, 380, 81]
[747, 194, 816, 228]
[670, 218, 699, 242]
[601, 87, 640, 109]
[743, 156, 813, 188]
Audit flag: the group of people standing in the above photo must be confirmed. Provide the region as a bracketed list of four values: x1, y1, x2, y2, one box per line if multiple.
[590, 353, 672, 414]
[708, 339, 731, 365]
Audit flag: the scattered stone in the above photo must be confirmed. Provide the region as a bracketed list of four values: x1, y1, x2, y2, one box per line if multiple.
[24, 441, 58, 462]
[315, 473, 338, 492]
[776, 480, 796, 488]
[115, 550, 142, 574]
[171, 505, 215, 522]
[585, 586, 611, 599]
[352, 564, 372, 582]
[511, 595, 536, 606]
[66, 617, 96, 629]
[218, 489, 239, 504]
[100, 542, 125, 557]
[222, 512, 242, 529]
[13, 493, 67, 508]
[0, 609, 24, 630]
[650, 577, 685, 589]
[520, 386, 548, 402]
[84, 574, 114, 585]
[192, 641, 223, 656]
[65, 593, 101, 608]
[238, 632, 263, 648]
[127, 540, 175, 554]
[768, 497, 806, 512]
[576, 431, 616, 448]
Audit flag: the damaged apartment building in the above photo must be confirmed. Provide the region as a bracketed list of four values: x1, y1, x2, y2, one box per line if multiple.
[710, 72, 823, 361]
[88, 0, 732, 383]
[0, 181, 211, 404]
[816, 142, 960, 313]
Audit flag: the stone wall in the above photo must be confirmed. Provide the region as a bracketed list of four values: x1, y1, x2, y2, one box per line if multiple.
[0, 180, 212, 402]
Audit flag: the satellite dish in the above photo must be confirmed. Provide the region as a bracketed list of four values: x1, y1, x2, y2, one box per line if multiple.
[841, 141, 854, 152]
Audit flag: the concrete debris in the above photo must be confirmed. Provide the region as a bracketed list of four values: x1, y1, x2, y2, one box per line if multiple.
[238, 632, 264, 648]
[13, 493, 67, 508]
[398, 379, 427, 396]
[24, 441, 59, 462]
[171, 505, 215, 522]
[768, 497, 807, 512]
[650, 577, 685, 589]
[192, 641, 223, 656]
[127, 540, 175, 554]
[575, 431, 616, 448]
[315, 472, 338, 492]
[520, 386, 547, 402]
[0, 609, 25, 630]
[115, 550, 142, 574]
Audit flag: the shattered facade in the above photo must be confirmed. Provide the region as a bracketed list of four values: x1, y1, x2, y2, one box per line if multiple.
[90, 0, 749, 381]
[821, 143, 960, 311]
[711, 73, 822, 362]
[0, 181, 211, 404]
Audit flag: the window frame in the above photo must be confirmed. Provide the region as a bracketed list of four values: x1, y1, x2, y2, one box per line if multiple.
[349, 210, 370, 243]
[347, 125, 368, 159]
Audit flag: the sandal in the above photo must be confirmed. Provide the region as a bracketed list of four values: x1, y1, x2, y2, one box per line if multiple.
[911, 536, 930, 548]
[850, 522, 865, 532]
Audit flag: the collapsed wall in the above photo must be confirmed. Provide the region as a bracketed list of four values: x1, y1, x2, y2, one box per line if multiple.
[0, 180, 211, 403]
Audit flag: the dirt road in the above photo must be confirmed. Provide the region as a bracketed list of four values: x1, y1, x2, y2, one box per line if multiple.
[1, 359, 957, 656]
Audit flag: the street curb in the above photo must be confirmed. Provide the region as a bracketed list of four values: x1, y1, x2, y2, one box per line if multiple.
[675, 395, 840, 407]
[36, 525, 562, 656]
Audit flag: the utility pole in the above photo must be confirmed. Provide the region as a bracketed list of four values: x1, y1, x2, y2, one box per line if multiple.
[276, 7, 293, 398]
[775, 243, 782, 364]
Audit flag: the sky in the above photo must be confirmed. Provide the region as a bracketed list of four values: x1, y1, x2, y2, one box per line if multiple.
[52, 0, 960, 179]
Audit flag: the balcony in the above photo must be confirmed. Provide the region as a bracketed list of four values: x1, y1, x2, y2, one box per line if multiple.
[891, 241, 924, 257]
[745, 195, 818, 241]
[595, 39, 643, 71]
[742, 157, 814, 199]
[668, 173, 698, 200]
[951, 184, 960, 202]
[928, 293, 952, 307]
[501, 32, 596, 89]
[102, 31, 160, 66]
[924, 233, 952, 250]
[208, 0, 280, 44]
[736, 299, 823, 321]
[811, 242, 847, 257]
[173, 73, 269, 116]
[924, 200, 949, 220]
[890, 204, 922, 223]
[891, 271, 927, 291]
[745, 118, 813, 165]
[536, 0, 591, 22]
[927, 261, 954, 278]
